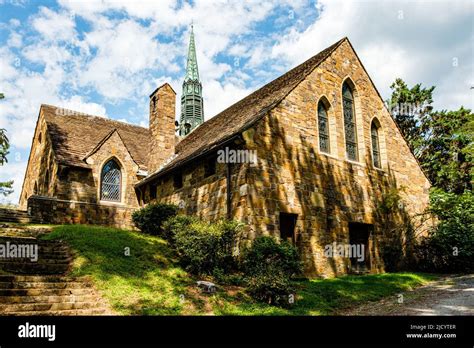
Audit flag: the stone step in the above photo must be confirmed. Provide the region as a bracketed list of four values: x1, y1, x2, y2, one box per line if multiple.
[0, 301, 104, 312]
[0, 254, 72, 261]
[0, 281, 94, 290]
[0, 263, 70, 274]
[0, 208, 28, 214]
[0, 258, 72, 265]
[0, 213, 29, 219]
[0, 218, 31, 224]
[0, 294, 101, 304]
[0, 211, 29, 217]
[0, 237, 67, 245]
[2, 308, 109, 316]
[0, 288, 95, 296]
[0, 275, 77, 282]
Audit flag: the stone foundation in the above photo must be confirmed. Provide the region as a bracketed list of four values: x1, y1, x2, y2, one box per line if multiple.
[27, 195, 136, 230]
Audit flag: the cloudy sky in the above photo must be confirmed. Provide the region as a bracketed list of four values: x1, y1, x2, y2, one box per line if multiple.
[0, 0, 473, 204]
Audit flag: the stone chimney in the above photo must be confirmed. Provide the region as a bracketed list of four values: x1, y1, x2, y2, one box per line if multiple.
[148, 83, 176, 173]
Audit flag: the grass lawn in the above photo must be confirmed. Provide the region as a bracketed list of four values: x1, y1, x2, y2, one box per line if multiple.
[42, 225, 438, 315]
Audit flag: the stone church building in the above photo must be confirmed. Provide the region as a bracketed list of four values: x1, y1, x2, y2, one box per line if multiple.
[20, 33, 431, 277]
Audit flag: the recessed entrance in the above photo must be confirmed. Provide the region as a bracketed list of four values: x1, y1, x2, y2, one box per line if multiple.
[279, 213, 297, 245]
[348, 223, 372, 273]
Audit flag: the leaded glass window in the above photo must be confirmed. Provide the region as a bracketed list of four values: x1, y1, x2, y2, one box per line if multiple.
[342, 82, 358, 161]
[101, 159, 121, 202]
[371, 122, 381, 169]
[318, 102, 330, 153]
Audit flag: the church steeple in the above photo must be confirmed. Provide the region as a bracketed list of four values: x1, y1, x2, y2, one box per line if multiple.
[180, 25, 204, 136]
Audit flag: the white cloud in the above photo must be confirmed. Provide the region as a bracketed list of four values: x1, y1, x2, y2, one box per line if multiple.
[32, 6, 77, 42]
[80, 18, 179, 100]
[7, 32, 22, 47]
[270, 0, 474, 110]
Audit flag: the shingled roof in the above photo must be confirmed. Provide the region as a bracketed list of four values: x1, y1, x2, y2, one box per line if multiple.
[137, 37, 346, 186]
[41, 104, 151, 170]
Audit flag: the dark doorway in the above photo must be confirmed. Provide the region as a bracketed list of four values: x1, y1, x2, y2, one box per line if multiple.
[280, 213, 297, 245]
[348, 223, 372, 274]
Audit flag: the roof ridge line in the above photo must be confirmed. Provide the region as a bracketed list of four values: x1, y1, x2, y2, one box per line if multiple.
[41, 104, 149, 131]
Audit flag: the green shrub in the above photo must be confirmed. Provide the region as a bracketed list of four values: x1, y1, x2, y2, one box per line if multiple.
[246, 271, 293, 306]
[164, 215, 243, 275]
[241, 236, 302, 306]
[414, 189, 474, 272]
[132, 203, 178, 236]
[242, 236, 302, 277]
[161, 214, 194, 243]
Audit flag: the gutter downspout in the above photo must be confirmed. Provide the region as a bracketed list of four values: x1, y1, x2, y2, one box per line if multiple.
[226, 162, 232, 220]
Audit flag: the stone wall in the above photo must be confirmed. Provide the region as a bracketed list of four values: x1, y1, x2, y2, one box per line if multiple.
[140, 147, 246, 222]
[83, 131, 143, 207]
[143, 39, 432, 278]
[148, 83, 177, 173]
[28, 195, 136, 230]
[19, 109, 59, 209]
[236, 39, 432, 277]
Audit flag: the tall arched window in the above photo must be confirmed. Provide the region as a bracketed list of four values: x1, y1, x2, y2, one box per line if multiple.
[371, 121, 381, 169]
[342, 82, 358, 161]
[44, 169, 50, 193]
[317, 100, 330, 153]
[101, 159, 121, 202]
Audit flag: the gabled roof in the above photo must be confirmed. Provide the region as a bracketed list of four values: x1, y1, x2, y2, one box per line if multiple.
[41, 104, 151, 170]
[137, 37, 347, 186]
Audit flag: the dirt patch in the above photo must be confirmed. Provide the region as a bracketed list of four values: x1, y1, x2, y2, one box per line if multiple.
[337, 274, 474, 316]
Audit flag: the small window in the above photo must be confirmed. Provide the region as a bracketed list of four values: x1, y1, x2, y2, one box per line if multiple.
[317, 101, 330, 153]
[204, 157, 216, 177]
[371, 121, 381, 169]
[173, 172, 183, 189]
[38, 132, 42, 144]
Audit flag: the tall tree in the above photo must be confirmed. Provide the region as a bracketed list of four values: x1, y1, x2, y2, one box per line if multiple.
[389, 78, 473, 193]
[387, 78, 435, 157]
[419, 107, 473, 193]
[0, 94, 14, 196]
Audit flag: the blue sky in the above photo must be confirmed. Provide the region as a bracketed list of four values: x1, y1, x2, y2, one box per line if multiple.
[0, 0, 473, 204]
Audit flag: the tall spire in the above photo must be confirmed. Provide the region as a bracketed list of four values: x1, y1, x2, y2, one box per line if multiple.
[180, 24, 204, 136]
[184, 24, 199, 82]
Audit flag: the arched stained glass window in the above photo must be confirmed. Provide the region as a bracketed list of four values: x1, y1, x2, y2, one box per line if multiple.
[371, 121, 381, 169]
[101, 159, 121, 202]
[342, 82, 358, 161]
[318, 101, 330, 153]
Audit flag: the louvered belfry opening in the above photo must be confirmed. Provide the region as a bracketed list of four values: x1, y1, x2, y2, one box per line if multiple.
[101, 159, 121, 202]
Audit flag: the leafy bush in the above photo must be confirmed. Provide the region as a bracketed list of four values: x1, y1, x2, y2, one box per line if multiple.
[241, 236, 302, 306]
[132, 203, 178, 236]
[246, 272, 293, 306]
[164, 215, 242, 275]
[414, 189, 474, 272]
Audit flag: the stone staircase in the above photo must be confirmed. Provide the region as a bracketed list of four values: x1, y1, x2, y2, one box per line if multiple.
[0, 230, 112, 315]
[0, 208, 33, 224]
[0, 275, 109, 315]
